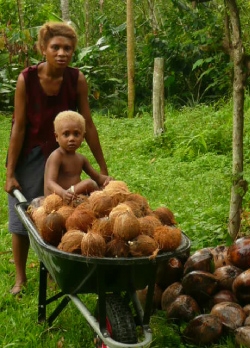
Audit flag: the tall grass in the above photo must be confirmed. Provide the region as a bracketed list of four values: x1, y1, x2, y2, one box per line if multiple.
[1, 97, 250, 347]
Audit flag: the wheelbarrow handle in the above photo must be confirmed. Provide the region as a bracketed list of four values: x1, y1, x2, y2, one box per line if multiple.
[12, 189, 27, 203]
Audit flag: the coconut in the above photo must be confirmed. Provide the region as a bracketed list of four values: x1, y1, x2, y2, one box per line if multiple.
[209, 290, 238, 309]
[65, 207, 96, 232]
[153, 206, 176, 226]
[128, 234, 158, 257]
[227, 236, 250, 270]
[166, 295, 200, 322]
[125, 193, 151, 217]
[210, 302, 246, 330]
[235, 327, 250, 347]
[40, 211, 66, 246]
[27, 196, 45, 217]
[232, 268, 250, 304]
[81, 231, 106, 257]
[161, 282, 184, 311]
[103, 180, 131, 206]
[71, 194, 89, 207]
[58, 229, 85, 254]
[31, 205, 48, 232]
[213, 264, 242, 291]
[137, 284, 163, 312]
[105, 238, 130, 258]
[211, 245, 231, 269]
[91, 217, 113, 242]
[183, 248, 214, 276]
[43, 193, 64, 213]
[138, 215, 162, 237]
[153, 225, 182, 252]
[57, 205, 75, 223]
[88, 191, 113, 218]
[109, 203, 133, 227]
[113, 210, 140, 241]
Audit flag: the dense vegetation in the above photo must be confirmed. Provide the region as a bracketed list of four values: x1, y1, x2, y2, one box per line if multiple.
[1, 0, 250, 113]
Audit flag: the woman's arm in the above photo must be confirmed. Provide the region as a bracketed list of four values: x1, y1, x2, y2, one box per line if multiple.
[5, 73, 27, 194]
[77, 71, 108, 175]
[82, 156, 113, 187]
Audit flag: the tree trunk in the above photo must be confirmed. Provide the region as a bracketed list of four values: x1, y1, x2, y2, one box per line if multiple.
[85, 0, 90, 46]
[16, 0, 24, 30]
[60, 0, 70, 22]
[153, 58, 165, 136]
[127, 0, 135, 118]
[226, 0, 248, 239]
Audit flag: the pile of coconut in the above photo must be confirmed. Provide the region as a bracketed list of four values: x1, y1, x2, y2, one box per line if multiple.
[28, 180, 182, 258]
[136, 237, 250, 347]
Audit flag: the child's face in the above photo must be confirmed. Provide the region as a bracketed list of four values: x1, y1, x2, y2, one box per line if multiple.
[55, 120, 84, 152]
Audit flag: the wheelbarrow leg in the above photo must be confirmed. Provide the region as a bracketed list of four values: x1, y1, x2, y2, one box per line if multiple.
[38, 261, 47, 323]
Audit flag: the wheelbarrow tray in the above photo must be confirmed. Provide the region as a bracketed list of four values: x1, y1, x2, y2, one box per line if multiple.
[15, 201, 191, 295]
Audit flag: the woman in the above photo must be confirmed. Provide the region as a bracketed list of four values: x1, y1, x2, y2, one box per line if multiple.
[4, 22, 108, 295]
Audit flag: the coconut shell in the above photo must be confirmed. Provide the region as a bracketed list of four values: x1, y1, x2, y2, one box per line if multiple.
[113, 210, 140, 241]
[232, 268, 250, 304]
[210, 302, 246, 330]
[183, 248, 214, 275]
[65, 207, 95, 232]
[40, 211, 66, 246]
[161, 282, 184, 311]
[153, 225, 182, 252]
[88, 191, 113, 218]
[91, 217, 113, 242]
[153, 206, 176, 225]
[235, 326, 250, 347]
[211, 245, 231, 269]
[81, 231, 106, 257]
[43, 193, 64, 213]
[105, 238, 130, 258]
[58, 229, 85, 254]
[128, 234, 158, 257]
[213, 264, 242, 291]
[227, 236, 250, 270]
[183, 314, 223, 345]
[138, 215, 162, 237]
[208, 290, 238, 310]
[166, 294, 200, 322]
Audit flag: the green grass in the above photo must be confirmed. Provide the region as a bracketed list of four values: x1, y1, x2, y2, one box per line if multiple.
[1, 98, 250, 347]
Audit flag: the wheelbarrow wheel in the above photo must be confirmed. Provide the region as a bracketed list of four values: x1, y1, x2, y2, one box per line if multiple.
[94, 293, 137, 348]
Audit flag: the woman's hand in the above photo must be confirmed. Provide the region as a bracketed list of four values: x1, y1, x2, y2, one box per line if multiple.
[5, 176, 22, 195]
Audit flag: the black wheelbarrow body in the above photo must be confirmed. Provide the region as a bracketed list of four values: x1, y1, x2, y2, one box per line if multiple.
[14, 191, 191, 348]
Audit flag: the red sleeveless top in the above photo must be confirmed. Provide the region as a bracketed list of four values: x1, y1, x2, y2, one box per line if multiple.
[15, 64, 79, 160]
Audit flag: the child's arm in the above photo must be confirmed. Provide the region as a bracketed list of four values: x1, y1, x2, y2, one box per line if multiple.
[82, 156, 113, 188]
[44, 152, 75, 202]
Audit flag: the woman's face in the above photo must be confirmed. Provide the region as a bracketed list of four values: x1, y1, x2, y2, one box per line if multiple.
[43, 36, 74, 69]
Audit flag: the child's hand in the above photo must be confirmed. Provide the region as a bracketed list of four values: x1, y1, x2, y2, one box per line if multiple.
[63, 189, 75, 204]
[103, 176, 114, 187]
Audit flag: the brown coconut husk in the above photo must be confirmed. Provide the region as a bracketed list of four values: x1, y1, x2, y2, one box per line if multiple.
[27, 196, 45, 217]
[57, 205, 75, 223]
[40, 211, 66, 246]
[31, 206, 48, 233]
[81, 231, 106, 257]
[109, 203, 133, 227]
[58, 229, 85, 254]
[88, 191, 114, 218]
[125, 193, 151, 216]
[91, 217, 113, 242]
[105, 238, 130, 258]
[128, 234, 158, 257]
[138, 215, 162, 237]
[71, 194, 89, 207]
[113, 210, 140, 241]
[153, 206, 177, 226]
[153, 225, 182, 252]
[65, 207, 96, 232]
[103, 180, 131, 206]
[43, 193, 64, 214]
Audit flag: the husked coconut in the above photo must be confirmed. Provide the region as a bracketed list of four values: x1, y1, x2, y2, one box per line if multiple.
[161, 282, 184, 311]
[210, 302, 246, 330]
[125, 193, 151, 216]
[211, 245, 231, 269]
[105, 238, 130, 258]
[138, 215, 162, 237]
[113, 210, 140, 241]
[58, 229, 85, 254]
[227, 236, 250, 270]
[40, 211, 66, 246]
[166, 294, 200, 322]
[88, 191, 113, 218]
[91, 217, 113, 242]
[66, 207, 95, 232]
[183, 248, 214, 275]
[109, 203, 133, 227]
[81, 231, 106, 257]
[213, 264, 242, 291]
[235, 327, 250, 347]
[153, 225, 182, 252]
[232, 269, 250, 304]
[43, 193, 63, 213]
[128, 234, 158, 257]
[153, 206, 176, 225]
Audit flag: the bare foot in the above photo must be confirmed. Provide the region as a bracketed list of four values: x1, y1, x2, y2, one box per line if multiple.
[10, 283, 26, 295]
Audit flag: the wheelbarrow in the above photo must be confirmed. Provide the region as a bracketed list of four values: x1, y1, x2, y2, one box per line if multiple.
[13, 190, 191, 348]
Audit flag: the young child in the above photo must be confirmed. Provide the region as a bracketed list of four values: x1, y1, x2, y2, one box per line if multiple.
[44, 110, 112, 203]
